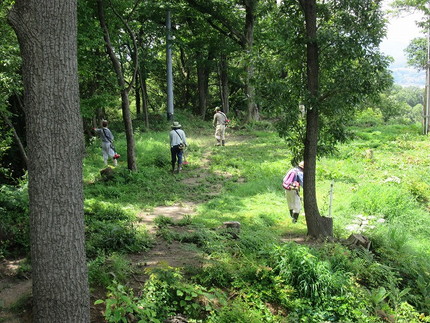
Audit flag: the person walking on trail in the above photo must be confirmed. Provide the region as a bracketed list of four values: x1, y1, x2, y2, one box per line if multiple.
[282, 161, 304, 223]
[169, 121, 187, 174]
[213, 106, 228, 146]
[94, 120, 118, 167]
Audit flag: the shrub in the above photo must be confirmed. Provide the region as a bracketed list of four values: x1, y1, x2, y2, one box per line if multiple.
[85, 220, 151, 259]
[0, 184, 30, 258]
[88, 253, 133, 288]
[270, 243, 350, 302]
[98, 266, 221, 322]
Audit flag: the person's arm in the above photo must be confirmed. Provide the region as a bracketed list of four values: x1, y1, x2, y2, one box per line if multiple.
[213, 114, 217, 127]
[182, 130, 187, 146]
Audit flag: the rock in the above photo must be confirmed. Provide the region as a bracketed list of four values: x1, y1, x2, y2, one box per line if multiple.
[345, 234, 371, 250]
[164, 314, 188, 323]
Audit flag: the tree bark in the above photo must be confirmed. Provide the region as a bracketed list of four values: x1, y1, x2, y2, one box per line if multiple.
[135, 74, 142, 117]
[140, 70, 150, 128]
[218, 53, 230, 115]
[8, 1, 90, 321]
[244, 0, 259, 122]
[196, 51, 210, 119]
[97, 0, 137, 171]
[300, 0, 333, 238]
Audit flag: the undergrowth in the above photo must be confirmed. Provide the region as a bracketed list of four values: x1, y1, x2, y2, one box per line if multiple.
[1, 117, 430, 321]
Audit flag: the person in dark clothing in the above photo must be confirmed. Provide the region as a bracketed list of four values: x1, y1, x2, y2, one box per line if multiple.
[169, 121, 187, 173]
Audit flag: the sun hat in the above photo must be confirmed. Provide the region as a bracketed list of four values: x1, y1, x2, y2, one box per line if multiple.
[214, 106, 221, 112]
[298, 161, 304, 168]
[171, 121, 181, 128]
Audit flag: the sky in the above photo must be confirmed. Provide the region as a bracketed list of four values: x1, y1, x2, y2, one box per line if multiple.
[379, 1, 426, 87]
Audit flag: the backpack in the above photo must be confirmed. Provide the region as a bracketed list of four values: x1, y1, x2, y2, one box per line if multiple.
[282, 169, 300, 190]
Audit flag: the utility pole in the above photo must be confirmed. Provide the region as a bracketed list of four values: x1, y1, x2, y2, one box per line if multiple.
[166, 9, 174, 121]
[425, 2, 430, 134]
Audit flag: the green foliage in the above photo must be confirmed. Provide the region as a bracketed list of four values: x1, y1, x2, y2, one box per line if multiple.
[98, 266, 223, 322]
[350, 183, 419, 220]
[207, 296, 277, 323]
[0, 183, 29, 258]
[84, 199, 152, 258]
[405, 37, 427, 71]
[88, 253, 133, 288]
[270, 243, 349, 302]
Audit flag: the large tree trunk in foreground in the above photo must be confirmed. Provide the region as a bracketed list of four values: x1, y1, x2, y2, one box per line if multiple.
[300, 0, 333, 238]
[8, 1, 90, 321]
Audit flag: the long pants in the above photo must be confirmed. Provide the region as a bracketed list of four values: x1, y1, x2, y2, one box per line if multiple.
[170, 145, 183, 168]
[101, 141, 116, 165]
[215, 124, 226, 141]
[285, 189, 301, 214]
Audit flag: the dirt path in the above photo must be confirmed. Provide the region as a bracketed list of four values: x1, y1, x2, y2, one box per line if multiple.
[0, 134, 253, 322]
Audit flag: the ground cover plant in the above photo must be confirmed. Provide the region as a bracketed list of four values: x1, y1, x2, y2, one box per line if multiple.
[1, 115, 429, 322]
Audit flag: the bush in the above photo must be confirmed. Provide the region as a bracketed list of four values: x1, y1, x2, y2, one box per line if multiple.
[0, 184, 30, 258]
[270, 243, 350, 302]
[88, 253, 133, 288]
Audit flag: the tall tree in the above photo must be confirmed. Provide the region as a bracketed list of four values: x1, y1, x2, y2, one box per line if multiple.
[275, 0, 391, 238]
[97, 0, 138, 171]
[7, 0, 90, 321]
[299, 0, 333, 237]
[185, 0, 260, 121]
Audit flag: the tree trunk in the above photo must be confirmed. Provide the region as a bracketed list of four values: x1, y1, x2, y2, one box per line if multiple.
[197, 52, 210, 119]
[136, 74, 142, 117]
[245, 0, 259, 122]
[97, 0, 137, 171]
[138, 68, 150, 129]
[8, 1, 90, 322]
[300, 0, 333, 238]
[218, 54, 230, 115]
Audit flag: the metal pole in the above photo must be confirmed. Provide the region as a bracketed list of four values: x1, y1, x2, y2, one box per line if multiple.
[328, 180, 334, 217]
[166, 10, 174, 121]
[425, 2, 430, 134]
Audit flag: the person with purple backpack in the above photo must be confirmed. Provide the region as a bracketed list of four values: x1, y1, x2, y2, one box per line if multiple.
[282, 161, 304, 223]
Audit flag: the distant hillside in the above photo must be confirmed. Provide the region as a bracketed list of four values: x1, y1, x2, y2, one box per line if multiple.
[390, 65, 425, 87]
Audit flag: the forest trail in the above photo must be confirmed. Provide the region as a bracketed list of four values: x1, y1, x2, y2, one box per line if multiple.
[0, 134, 297, 322]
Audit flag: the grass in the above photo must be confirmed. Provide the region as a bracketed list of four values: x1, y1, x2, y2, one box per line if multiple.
[84, 118, 430, 259]
[4, 115, 430, 321]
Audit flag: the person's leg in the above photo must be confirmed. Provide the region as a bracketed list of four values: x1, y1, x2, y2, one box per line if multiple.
[286, 190, 295, 221]
[102, 142, 109, 165]
[215, 126, 221, 145]
[221, 125, 226, 146]
[177, 150, 183, 172]
[291, 192, 302, 223]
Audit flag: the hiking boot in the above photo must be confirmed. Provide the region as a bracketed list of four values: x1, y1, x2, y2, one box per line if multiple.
[292, 213, 299, 223]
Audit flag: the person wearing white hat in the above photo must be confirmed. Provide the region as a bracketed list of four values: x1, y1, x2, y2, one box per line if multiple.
[282, 161, 304, 223]
[213, 106, 228, 146]
[169, 121, 187, 173]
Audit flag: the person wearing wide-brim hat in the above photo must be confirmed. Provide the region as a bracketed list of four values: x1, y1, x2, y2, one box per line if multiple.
[169, 121, 187, 173]
[213, 106, 228, 146]
[93, 119, 118, 167]
[282, 161, 304, 223]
